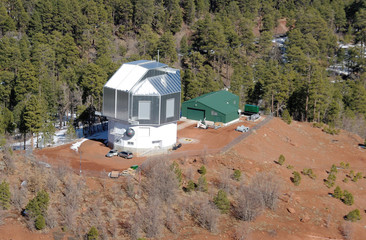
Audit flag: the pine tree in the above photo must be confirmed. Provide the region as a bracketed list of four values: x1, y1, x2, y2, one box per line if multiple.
[35, 215, 46, 230]
[171, 162, 182, 187]
[197, 175, 208, 192]
[87, 226, 99, 240]
[0, 180, 11, 210]
[23, 95, 44, 149]
[333, 186, 343, 199]
[213, 190, 230, 213]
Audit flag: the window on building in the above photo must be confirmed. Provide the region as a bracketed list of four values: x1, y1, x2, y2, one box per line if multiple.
[138, 101, 151, 120]
[211, 110, 218, 116]
[128, 142, 134, 145]
[166, 98, 175, 118]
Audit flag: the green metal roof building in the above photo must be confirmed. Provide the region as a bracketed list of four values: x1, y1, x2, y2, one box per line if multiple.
[181, 90, 240, 123]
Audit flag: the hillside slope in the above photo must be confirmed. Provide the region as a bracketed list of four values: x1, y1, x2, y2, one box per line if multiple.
[0, 117, 365, 240]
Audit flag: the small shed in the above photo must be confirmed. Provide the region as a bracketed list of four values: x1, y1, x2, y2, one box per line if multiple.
[181, 90, 239, 123]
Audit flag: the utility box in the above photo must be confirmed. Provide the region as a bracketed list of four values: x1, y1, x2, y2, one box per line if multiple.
[244, 104, 259, 115]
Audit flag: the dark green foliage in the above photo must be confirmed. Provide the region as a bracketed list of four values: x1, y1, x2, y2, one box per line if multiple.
[292, 171, 301, 186]
[213, 190, 230, 214]
[302, 168, 316, 180]
[198, 165, 207, 175]
[342, 191, 354, 206]
[35, 215, 46, 230]
[87, 226, 99, 240]
[0, 0, 365, 147]
[233, 169, 241, 181]
[330, 164, 338, 174]
[186, 180, 196, 192]
[333, 186, 343, 199]
[352, 172, 362, 182]
[197, 175, 208, 192]
[325, 172, 336, 188]
[282, 109, 292, 124]
[322, 127, 340, 135]
[0, 180, 11, 209]
[286, 165, 294, 170]
[278, 154, 285, 166]
[171, 162, 183, 187]
[25, 190, 49, 221]
[345, 209, 361, 222]
[349, 170, 355, 179]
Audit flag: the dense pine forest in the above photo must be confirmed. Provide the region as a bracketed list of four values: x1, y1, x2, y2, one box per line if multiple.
[1, 0, 366, 142]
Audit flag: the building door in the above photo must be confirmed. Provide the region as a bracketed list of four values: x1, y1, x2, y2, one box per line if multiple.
[187, 108, 205, 121]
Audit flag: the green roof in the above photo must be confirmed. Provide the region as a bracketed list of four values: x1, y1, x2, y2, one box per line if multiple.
[184, 90, 238, 115]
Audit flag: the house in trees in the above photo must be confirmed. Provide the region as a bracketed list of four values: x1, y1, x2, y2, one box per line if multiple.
[102, 60, 181, 155]
[181, 90, 240, 124]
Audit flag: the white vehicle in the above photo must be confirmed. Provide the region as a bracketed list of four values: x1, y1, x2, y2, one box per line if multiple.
[235, 125, 249, 133]
[105, 149, 118, 157]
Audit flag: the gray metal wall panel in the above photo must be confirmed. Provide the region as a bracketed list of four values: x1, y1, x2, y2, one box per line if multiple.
[132, 95, 159, 125]
[103, 87, 115, 118]
[160, 92, 180, 124]
[116, 90, 128, 121]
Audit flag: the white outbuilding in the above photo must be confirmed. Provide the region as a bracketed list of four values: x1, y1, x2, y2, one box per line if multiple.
[102, 60, 181, 155]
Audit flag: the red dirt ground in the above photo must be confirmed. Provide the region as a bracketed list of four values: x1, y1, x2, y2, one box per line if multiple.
[34, 116, 263, 174]
[2, 116, 366, 240]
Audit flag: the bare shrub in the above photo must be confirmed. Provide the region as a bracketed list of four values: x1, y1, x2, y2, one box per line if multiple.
[235, 186, 264, 221]
[61, 205, 77, 232]
[25, 216, 36, 231]
[111, 184, 123, 208]
[97, 224, 108, 240]
[46, 173, 59, 193]
[219, 168, 232, 193]
[45, 206, 58, 229]
[185, 166, 194, 180]
[143, 157, 178, 204]
[325, 213, 332, 228]
[125, 176, 135, 198]
[63, 178, 81, 211]
[0, 209, 6, 225]
[27, 174, 43, 193]
[3, 154, 15, 175]
[251, 173, 281, 210]
[109, 219, 119, 238]
[188, 196, 219, 232]
[11, 186, 27, 211]
[89, 199, 103, 226]
[233, 222, 249, 240]
[339, 222, 353, 240]
[165, 208, 179, 233]
[141, 197, 163, 238]
[55, 165, 71, 183]
[99, 169, 107, 190]
[129, 210, 143, 240]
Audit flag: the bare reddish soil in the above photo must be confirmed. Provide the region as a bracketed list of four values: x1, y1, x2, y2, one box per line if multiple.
[1, 116, 366, 240]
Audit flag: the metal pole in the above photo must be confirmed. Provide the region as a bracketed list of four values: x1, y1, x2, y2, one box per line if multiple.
[79, 150, 82, 175]
[158, 49, 159, 62]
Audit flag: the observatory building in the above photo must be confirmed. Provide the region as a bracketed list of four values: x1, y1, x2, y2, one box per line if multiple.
[102, 60, 181, 155]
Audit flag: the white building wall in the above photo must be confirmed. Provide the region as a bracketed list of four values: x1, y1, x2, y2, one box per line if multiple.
[108, 119, 177, 155]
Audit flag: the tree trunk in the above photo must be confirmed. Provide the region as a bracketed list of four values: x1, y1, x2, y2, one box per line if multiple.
[23, 133, 26, 150]
[271, 93, 274, 115]
[31, 132, 34, 150]
[36, 133, 39, 148]
[313, 99, 317, 122]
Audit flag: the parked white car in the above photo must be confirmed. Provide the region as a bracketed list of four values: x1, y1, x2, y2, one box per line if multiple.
[105, 149, 118, 157]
